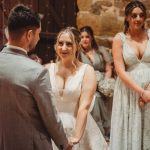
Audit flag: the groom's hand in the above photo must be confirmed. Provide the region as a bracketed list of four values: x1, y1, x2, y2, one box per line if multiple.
[66, 142, 73, 150]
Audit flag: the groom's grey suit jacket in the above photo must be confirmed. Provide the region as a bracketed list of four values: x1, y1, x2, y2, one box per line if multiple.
[0, 47, 68, 150]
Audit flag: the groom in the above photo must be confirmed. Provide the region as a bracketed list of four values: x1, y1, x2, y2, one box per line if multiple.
[0, 4, 72, 150]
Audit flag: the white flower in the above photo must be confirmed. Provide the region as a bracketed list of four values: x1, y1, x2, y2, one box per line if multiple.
[95, 71, 104, 82]
[98, 78, 116, 97]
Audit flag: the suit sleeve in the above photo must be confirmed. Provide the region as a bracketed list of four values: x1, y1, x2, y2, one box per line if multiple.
[33, 68, 68, 150]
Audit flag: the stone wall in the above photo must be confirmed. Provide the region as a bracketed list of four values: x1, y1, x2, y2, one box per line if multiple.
[77, 0, 150, 48]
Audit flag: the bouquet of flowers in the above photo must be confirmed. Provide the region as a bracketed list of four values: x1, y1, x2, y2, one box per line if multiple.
[95, 71, 104, 82]
[98, 78, 116, 97]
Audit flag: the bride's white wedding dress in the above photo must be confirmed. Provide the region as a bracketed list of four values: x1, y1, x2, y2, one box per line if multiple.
[48, 63, 108, 150]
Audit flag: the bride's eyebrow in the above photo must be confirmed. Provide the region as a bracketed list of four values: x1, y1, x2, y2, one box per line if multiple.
[58, 41, 73, 47]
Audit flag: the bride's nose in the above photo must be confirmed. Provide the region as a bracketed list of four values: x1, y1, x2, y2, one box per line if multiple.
[61, 43, 69, 52]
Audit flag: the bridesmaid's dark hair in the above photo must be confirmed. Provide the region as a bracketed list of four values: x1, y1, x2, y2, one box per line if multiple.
[80, 26, 98, 51]
[124, 0, 147, 33]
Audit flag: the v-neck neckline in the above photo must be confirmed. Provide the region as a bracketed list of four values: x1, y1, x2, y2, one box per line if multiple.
[127, 40, 149, 62]
[81, 48, 95, 65]
[53, 63, 83, 97]
[123, 30, 149, 62]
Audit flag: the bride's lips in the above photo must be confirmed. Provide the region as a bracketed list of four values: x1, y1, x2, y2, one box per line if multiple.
[60, 52, 69, 56]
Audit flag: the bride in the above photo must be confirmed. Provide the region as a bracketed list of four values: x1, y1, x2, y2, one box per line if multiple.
[45, 27, 108, 150]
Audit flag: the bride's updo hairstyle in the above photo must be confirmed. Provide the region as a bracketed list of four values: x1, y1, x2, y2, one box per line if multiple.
[124, 0, 147, 33]
[54, 27, 81, 61]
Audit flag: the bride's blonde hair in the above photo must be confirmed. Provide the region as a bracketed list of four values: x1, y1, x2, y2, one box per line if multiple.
[54, 27, 81, 68]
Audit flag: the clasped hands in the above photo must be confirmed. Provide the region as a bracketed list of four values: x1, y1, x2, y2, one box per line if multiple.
[66, 137, 79, 150]
[139, 89, 150, 108]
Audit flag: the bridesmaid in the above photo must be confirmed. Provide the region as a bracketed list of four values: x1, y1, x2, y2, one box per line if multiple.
[110, 1, 150, 150]
[79, 26, 113, 139]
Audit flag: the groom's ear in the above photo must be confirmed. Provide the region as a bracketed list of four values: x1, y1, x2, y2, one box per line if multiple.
[26, 29, 33, 42]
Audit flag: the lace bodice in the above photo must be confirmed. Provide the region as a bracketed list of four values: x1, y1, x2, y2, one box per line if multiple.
[119, 31, 150, 72]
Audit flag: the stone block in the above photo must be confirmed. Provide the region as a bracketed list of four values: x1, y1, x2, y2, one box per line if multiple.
[77, 0, 92, 11]
[77, 11, 102, 35]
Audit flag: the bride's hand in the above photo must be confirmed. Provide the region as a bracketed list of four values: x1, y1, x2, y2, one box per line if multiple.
[68, 137, 79, 145]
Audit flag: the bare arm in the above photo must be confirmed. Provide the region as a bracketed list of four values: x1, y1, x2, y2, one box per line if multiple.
[98, 46, 113, 79]
[104, 62, 113, 79]
[112, 34, 144, 95]
[70, 65, 96, 144]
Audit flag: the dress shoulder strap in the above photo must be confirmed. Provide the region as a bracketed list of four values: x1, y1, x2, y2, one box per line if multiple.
[47, 63, 55, 88]
[47, 63, 54, 73]
[80, 64, 88, 75]
[118, 32, 126, 43]
[147, 29, 150, 39]
[76, 64, 88, 83]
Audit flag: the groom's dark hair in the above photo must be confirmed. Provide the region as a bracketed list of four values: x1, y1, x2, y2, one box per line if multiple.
[7, 4, 40, 38]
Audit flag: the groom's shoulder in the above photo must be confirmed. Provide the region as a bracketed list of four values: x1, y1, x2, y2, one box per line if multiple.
[21, 57, 47, 76]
